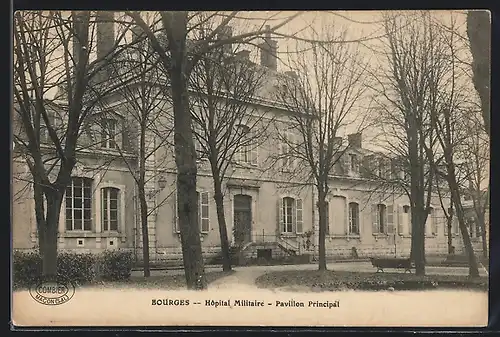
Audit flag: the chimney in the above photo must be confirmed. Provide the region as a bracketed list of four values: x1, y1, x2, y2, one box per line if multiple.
[96, 12, 115, 61]
[72, 11, 86, 69]
[217, 26, 233, 55]
[259, 25, 278, 70]
[236, 50, 251, 61]
[348, 132, 362, 148]
[333, 137, 343, 147]
[284, 71, 298, 79]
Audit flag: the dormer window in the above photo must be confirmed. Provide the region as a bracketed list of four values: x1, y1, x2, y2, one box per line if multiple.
[101, 118, 117, 149]
[349, 154, 358, 174]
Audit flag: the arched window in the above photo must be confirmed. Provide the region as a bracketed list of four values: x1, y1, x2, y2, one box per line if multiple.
[65, 177, 93, 231]
[101, 187, 120, 231]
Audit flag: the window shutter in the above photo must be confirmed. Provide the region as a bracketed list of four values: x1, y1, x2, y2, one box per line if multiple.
[251, 140, 258, 165]
[295, 198, 303, 234]
[340, 155, 349, 175]
[432, 209, 438, 235]
[408, 207, 412, 236]
[387, 204, 394, 234]
[277, 197, 284, 234]
[371, 204, 378, 234]
[279, 138, 285, 169]
[397, 205, 404, 234]
[452, 216, 459, 235]
[344, 200, 349, 235]
[290, 132, 297, 169]
[173, 192, 179, 233]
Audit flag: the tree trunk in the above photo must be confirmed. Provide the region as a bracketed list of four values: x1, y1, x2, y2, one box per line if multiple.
[139, 117, 150, 277]
[33, 179, 46, 253]
[167, 12, 206, 290]
[478, 212, 488, 259]
[450, 186, 480, 277]
[317, 189, 327, 271]
[138, 188, 151, 277]
[213, 179, 232, 272]
[41, 191, 63, 280]
[447, 217, 453, 254]
[411, 206, 426, 276]
[467, 10, 491, 135]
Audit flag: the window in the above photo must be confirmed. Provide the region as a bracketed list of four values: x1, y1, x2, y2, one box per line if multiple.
[40, 110, 56, 143]
[236, 125, 258, 165]
[377, 159, 384, 177]
[349, 154, 358, 174]
[197, 191, 210, 233]
[101, 118, 117, 149]
[374, 204, 386, 233]
[398, 205, 411, 235]
[65, 177, 93, 231]
[349, 202, 360, 235]
[475, 219, 482, 238]
[427, 207, 437, 235]
[282, 197, 294, 233]
[193, 123, 208, 160]
[378, 204, 386, 233]
[280, 131, 296, 170]
[279, 197, 303, 234]
[101, 187, 119, 231]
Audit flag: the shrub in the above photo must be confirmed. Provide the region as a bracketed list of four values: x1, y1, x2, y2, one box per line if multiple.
[57, 252, 97, 285]
[97, 250, 133, 281]
[12, 250, 133, 288]
[12, 250, 42, 288]
[12, 250, 97, 288]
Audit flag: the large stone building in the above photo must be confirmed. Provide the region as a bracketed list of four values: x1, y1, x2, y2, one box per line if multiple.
[12, 16, 486, 264]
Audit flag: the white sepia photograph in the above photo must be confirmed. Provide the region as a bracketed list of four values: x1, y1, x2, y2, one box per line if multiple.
[11, 10, 490, 327]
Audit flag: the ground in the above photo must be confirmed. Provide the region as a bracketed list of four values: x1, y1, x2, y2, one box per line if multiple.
[127, 261, 489, 291]
[12, 261, 488, 327]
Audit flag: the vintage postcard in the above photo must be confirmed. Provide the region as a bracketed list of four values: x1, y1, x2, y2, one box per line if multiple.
[12, 10, 489, 327]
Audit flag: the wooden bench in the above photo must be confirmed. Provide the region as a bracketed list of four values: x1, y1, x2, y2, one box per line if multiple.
[370, 257, 414, 273]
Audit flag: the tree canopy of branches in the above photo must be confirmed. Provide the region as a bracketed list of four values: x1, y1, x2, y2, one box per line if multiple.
[99, 28, 174, 277]
[274, 23, 369, 271]
[189, 42, 268, 271]
[13, 11, 136, 277]
[369, 11, 482, 276]
[126, 10, 313, 289]
[368, 12, 445, 275]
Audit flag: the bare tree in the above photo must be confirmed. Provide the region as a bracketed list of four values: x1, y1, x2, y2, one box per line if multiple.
[423, 12, 481, 277]
[13, 11, 136, 278]
[189, 39, 268, 271]
[96, 25, 175, 277]
[460, 113, 489, 258]
[125, 11, 307, 289]
[366, 11, 450, 275]
[126, 10, 389, 288]
[273, 24, 369, 271]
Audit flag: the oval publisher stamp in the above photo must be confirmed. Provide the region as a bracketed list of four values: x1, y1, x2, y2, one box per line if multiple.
[29, 277, 75, 306]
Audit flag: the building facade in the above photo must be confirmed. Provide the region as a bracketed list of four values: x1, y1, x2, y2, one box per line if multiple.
[12, 18, 486, 264]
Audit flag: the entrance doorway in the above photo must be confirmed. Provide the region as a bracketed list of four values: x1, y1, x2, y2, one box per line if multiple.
[233, 194, 252, 246]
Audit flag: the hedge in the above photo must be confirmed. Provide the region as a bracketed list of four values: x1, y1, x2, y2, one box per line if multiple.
[12, 250, 133, 288]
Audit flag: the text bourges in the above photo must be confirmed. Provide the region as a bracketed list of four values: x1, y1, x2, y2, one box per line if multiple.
[151, 298, 339, 309]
